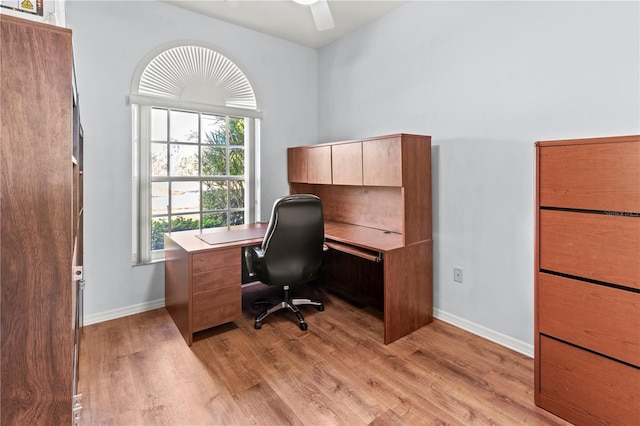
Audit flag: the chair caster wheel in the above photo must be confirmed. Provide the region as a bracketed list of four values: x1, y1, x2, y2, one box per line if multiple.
[299, 322, 308, 331]
[255, 321, 262, 330]
[317, 305, 325, 312]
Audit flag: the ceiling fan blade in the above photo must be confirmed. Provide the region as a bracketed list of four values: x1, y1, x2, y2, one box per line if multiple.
[309, 0, 335, 31]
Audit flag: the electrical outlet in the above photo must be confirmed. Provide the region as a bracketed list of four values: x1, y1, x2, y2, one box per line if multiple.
[454, 267, 463, 283]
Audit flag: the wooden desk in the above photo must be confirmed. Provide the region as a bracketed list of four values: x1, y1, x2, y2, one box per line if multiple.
[165, 133, 433, 346]
[165, 222, 431, 346]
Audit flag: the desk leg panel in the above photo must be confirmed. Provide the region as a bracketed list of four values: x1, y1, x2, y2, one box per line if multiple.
[384, 240, 433, 344]
[164, 236, 193, 345]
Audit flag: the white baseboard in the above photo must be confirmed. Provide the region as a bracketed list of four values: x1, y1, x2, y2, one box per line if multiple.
[83, 298, 165, 326]
[434, 308, 533, 358]
[82, 300, 533, 358]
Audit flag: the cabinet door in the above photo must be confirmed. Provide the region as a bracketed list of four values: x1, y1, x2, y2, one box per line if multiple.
[332, 142, 362, 185]
[307, 145, 332, 184]
[287, 147, 307, 183]
[363, 136, 402, 186]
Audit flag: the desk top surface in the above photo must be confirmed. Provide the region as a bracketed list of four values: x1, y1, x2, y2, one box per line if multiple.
[165, 223, 266, 253]
[165, 220, 405, 254]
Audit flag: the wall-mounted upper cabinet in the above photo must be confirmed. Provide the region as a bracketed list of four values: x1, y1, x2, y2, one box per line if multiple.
[331, 142, 362, 185]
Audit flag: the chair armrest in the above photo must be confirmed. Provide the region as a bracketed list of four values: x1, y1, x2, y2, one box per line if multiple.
[243, 246, 264, 278]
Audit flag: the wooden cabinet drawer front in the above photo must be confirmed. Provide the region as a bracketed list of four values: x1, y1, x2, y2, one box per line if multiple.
[538, 273, 640, 366]
[539, 210, 640, 289]
[192, 286, 241, 332]
[538, 140, 640, 212]
[192, 248, 240, 274]
[363, 137, 402, 186]
[539, 336, 640, 425]
[193, 266, 240, 294]
[332, 142, 362, 185]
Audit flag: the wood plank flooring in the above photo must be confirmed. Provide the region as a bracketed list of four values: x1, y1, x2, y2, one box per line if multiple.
[78, 283, 569, 425]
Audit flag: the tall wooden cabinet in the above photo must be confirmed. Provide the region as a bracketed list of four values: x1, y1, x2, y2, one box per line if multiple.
[534, 135, 640, 425]
[1, 15, 83, 424]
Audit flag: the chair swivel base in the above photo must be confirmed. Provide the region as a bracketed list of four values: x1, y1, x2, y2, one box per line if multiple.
[253, 286, 324, 331]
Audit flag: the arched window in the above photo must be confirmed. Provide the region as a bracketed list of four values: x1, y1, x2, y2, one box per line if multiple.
[130, 42, 262, 264]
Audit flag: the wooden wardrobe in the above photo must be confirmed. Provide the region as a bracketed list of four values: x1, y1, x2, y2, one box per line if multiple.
[1, 15, 83, 424]
[534, 135, 640, 425]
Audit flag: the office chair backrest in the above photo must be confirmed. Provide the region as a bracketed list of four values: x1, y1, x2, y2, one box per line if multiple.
[261, 194, 324, 287]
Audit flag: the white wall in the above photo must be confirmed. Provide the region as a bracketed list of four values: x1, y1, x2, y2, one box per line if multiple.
[67, 1, 318, 322]
[318, 1, 640, 348]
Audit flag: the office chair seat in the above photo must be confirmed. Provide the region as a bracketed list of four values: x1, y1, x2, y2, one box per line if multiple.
[244, 194, 325, 331]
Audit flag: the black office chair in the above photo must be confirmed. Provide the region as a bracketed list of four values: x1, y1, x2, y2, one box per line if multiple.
[244, 194, 325, 331]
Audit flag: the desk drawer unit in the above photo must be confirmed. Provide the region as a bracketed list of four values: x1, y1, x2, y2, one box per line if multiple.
[535, 135, 640, 425]
[191, 248, 241, 332]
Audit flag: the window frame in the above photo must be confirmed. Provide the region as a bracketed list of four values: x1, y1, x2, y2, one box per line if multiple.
[130, 42, 262, 265]
[132, 102, 259, 264]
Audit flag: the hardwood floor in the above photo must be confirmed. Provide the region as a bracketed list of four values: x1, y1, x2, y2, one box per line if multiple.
[79, 283, 569, 425]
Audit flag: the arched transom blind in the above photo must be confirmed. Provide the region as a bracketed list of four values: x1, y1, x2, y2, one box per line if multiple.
[138, 45, 257, 110]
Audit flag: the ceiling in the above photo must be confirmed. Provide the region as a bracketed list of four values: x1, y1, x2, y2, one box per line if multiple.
[161, 0, 408, 49]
